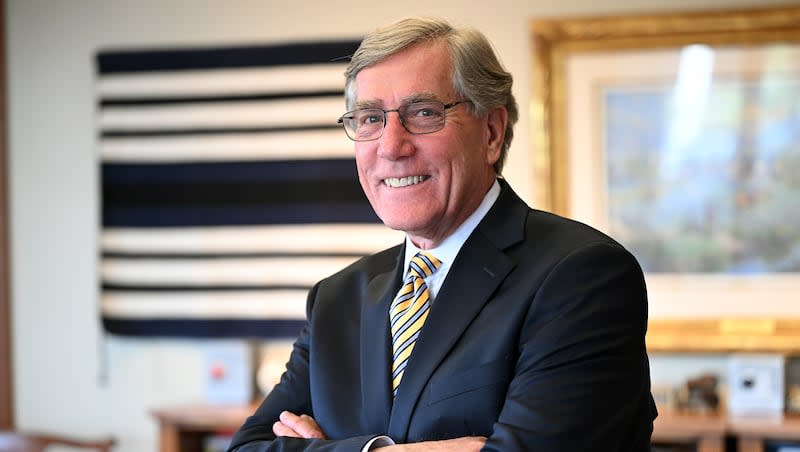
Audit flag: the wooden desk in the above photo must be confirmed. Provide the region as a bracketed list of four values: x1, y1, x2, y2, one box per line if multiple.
[653, 411, 800, 452]
[729, 415, 800, 452]
[151, 404, 800, 452]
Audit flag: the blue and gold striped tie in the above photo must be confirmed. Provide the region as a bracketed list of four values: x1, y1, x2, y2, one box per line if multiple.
[389, 252, 441, 397]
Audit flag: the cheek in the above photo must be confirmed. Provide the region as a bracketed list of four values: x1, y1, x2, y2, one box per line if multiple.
[354, 147, 373, 175]
[353, 150, 378, 199]
[354, 162, 371, 196]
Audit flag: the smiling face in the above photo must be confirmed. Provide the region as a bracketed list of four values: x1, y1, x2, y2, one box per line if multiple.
[352, 40, 507, 249]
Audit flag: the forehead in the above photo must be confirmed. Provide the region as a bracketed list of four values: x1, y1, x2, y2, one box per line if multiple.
[353, 41, 455, 107]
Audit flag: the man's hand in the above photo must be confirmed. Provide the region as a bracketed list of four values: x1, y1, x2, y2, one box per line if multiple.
[272, 411, 327, 440]
[374, 436, 486, 451]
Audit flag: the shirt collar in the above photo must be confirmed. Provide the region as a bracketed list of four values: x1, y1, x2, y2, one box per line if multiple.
[402, 179, 501, 275]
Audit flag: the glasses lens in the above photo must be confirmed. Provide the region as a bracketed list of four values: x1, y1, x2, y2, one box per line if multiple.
[400, 102, 446, 134]
[342, 109, 384, 141]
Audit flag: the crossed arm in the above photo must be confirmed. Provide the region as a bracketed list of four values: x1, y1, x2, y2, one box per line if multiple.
[274, 411, 486, 452]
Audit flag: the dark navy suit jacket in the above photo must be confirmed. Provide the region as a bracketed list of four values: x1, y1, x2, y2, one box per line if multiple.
[228, 180, 657, 451]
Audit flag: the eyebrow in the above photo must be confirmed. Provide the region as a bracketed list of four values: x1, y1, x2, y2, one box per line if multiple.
[353, 99, 383, 110]
[353, 92, 441, 110]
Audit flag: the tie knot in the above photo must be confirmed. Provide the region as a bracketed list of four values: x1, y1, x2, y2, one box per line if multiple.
[408, 252, 441, 279]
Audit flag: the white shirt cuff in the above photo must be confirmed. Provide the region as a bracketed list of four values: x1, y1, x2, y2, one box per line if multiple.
[362, 435, 395, 451]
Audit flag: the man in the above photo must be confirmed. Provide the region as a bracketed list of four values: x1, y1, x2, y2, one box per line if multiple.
[228, 17, 657, 451]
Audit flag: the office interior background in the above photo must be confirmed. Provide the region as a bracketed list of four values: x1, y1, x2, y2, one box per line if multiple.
[4, 0, 800, 451]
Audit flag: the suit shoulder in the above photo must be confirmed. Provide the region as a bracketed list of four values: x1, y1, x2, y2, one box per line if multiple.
[516, 208, 644, 274]
[526, 208, 624, 250]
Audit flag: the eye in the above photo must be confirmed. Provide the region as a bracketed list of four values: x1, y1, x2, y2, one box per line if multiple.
[406, 102, 443, 119]
[356, 110, 383, 126]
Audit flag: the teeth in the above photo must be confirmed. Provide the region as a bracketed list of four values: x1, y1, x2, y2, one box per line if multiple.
[383, 176, 427, 188]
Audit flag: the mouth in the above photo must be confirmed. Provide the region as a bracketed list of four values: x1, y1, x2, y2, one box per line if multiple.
[382, 175, 430, 188]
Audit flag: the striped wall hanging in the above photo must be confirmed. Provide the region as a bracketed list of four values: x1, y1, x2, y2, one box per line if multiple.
[97, 41, 403, 338]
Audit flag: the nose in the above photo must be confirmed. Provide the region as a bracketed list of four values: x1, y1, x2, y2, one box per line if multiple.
[377, 112, 414, 159]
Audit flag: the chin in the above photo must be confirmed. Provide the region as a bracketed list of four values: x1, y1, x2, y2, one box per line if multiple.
[375, 204, 436, 233]
[379, 215, 421, 233]
[381, 219, 413, 233]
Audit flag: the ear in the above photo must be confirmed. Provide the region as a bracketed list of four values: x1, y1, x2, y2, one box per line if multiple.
[485, 106, 508, 166]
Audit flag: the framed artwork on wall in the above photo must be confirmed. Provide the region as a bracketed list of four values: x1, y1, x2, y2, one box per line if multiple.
[530, 6, 800, 352]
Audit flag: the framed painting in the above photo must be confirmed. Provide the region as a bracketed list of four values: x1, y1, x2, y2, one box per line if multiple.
[531, 6, 800, 352]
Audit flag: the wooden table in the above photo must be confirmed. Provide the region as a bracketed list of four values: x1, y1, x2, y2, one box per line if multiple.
[729, 415, 800, 452]
[654, 411, 800, 452]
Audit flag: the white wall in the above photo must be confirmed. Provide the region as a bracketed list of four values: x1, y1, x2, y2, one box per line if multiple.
[6, 0, 799, 451]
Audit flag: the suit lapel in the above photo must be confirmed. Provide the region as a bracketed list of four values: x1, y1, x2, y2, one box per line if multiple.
[387, 184, 528, 440]
[360, 248, 404, 435]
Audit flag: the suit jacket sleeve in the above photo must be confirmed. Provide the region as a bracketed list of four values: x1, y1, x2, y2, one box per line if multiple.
[482, 241, 654, 451]
[226, 283, 381, 452]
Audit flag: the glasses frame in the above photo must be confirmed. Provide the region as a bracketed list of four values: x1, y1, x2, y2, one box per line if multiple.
[337, 100, 470, 142]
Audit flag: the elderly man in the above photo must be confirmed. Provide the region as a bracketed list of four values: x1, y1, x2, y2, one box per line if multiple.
[228, 17, 657, 452]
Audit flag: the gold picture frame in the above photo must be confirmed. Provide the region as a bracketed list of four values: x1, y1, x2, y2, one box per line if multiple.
[530, 6, 800, 353]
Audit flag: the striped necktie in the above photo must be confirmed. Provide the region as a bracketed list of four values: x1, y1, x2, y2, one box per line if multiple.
[389, 252, 441, 397]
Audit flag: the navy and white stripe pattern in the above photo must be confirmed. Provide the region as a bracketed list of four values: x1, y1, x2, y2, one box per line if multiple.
[97, 41, 403, 338]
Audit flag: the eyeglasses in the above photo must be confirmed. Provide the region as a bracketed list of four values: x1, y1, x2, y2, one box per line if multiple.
[337, 100, 469, 142]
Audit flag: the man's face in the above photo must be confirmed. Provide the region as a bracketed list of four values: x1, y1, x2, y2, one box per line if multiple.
[352, 41, 503, 249]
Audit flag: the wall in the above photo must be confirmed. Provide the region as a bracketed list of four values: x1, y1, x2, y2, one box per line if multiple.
[6, 0, 799, 450]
